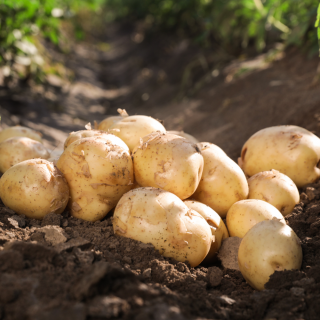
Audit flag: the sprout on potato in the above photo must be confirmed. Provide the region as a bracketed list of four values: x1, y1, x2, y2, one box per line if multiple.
[0, 126, 43, 143]
[226, 199, 285, 238]
[113, 187, 212, 267]
[238, 220, 303, 290]
[192, 142, 248, 218]
[248, 170, 300, 216]
[57, 136, 133, 221]
[133, 132, 204, 200]
[64, 130, 129, 151]
[240, 125, 320, 187]
[109, 115, 166, 151]
[0, 159, 69, 219]
[184, 200, 229, 263]
[0, 137, 50, 173]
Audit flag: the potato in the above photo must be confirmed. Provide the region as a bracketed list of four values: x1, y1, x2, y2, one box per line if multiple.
[168, 131, 199, 144]
[133, 132, 203, 200]
[0, 159, 69, 219]
[238, 220, 303, 290]
[98, 116, 123, 131]
[184, 200, 229, 263]
[248, 170, 300, 216]
[0, 137, 50, 173]
[113, 187, 212, 267]
[240, 125, 320, 187]
[109, 115, 166, 151]
[64, 130, 129, 151]
[57, 136, 133, 221]
[192, 142, 248, 218]
[226, 199, 285, 238]
[0, 126, 42, 143]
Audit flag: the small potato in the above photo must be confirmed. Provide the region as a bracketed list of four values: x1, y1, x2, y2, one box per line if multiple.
[0, 137, 50, 173]
[184, 200, 229, 263]
[240, 125, 320, 187]
[113, 187, 212, 267]
[133, 132, 203, 200]
[226, 199, 285, 238]
[0, 126, 42, 143]
[64, 130, 129, 151]
[109, 115, 166, 151]
[57, 137, 133, 221]
[0, 159, 69, 219]
[168, 131, 199, 144]
[98, 116, 124, 131]
[238, 220, 303, 290]
[248, 170, 300, 216]
[192, 142, 248, 218]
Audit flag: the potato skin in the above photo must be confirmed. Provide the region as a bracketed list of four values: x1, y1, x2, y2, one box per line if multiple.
[113, 187, 212, 267]
[241, 125, 320, 187]
[133, 132, 204, 200]
[57, 137, 133, 221]
[0, 159, 69, 219]
[226, 199, 285, 238]
[168, 131, 199, 144]
[248, 170, 300, 216]
[64, 130, 129, 151]
[192, 142, 248, 218]
[184, 200, 229, 263]
[0, 126, 42, 143]
[0, 137, 49, 173]
[109, 115, 166, 151]
[238, 220, 302, 290]
[98, 116, 123, 131]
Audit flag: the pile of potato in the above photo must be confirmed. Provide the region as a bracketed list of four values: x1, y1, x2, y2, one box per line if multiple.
[1, 113, 319, 291]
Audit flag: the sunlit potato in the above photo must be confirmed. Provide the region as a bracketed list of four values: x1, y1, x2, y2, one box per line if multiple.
[57, 136, 133, 222]
[98, 116, 123, 131]
[64, 130, 129, 151]
[168, 131, 199, 144]
[0, 137, 50, 173]
[238, 220, 303, 290]
[0, 126, 43, 143]
[192, 142, 248, 218]
[47, 149, 64, 165]
[0, 159, 69, 219]
[133, 132, 203, 200]
[109, 115, 166, 151]
[113, 187, 212, 267]
[226, 199, 285, 238]
[248, 170, 300, 216]
[240, 125, 320, 187]
[184, 200, 229, 263]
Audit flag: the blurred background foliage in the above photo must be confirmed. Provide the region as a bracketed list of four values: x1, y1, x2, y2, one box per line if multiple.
[0, 0, 319, 81]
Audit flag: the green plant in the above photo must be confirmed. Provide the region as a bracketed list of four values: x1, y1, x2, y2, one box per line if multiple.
[316, 3, 320, 55]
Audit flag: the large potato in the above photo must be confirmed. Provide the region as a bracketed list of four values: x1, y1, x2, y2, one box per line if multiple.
[0, 137, 50, 173]
[113, 187, 212, 267]
[226, 199, 285, 238]
[248, 170, 300, 216]
[184, 200, 229, 263]
[238, 220, 303, 290]
[133, 132, 203, 200]
[240, 125, 320, 187]
[0, 126, 42, 143]
[0, 159, 69, 219]
[109, 115, 166, 151]
[168, 131, 199, 144]
[57, 136, 133, 221]
[64, 130, 129, 151]
[192, 142, 248, 218]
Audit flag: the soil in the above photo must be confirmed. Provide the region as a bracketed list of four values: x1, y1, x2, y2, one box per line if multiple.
[0, 21, 320, 320]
